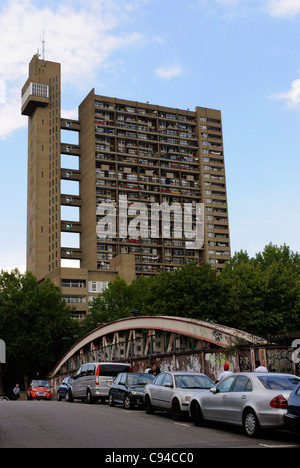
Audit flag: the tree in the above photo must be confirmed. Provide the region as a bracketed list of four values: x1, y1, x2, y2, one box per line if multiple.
[218, 259, 267, 335]
[83, 263, 222, 333]
[82, 244, 300, 342]
[84, 277, 133, 333]
[0, 269, 80, 392]
[219, 244, 300, 337]
[135, 262, 221, 321]
[254, 243, 300, 275]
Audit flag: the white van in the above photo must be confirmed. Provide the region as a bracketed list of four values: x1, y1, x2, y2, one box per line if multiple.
[68, 362, 131, 403]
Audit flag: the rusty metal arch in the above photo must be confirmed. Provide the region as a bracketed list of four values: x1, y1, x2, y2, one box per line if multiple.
[51, 316, 267, 377]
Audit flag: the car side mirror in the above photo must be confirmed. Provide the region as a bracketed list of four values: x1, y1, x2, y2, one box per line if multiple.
[164, 383, 173, 388]
[210, 387, 217, 394]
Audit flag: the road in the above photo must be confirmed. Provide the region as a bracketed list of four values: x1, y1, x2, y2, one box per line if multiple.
[0, 400, 298, 450]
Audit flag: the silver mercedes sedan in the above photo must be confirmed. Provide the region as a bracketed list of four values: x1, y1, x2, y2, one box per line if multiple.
[189, 372, 300, 437]
[144, 371, 215, 421]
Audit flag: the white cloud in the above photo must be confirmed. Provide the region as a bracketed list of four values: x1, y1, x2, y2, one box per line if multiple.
[0, 93, 26, 140]
[154, 65, 183, 80]
[207, 0, 300, 17]
[265, 0, 300, 17]
[61, 107, 79, 120]
[0, 0, 144, 139]
[270, 72, 300, 108]
[1, 265, 26, 274]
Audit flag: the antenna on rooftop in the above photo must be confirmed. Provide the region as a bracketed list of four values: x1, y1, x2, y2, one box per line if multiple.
[40, 30, 46, 61]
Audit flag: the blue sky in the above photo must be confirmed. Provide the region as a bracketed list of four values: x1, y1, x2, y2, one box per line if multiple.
[0, 0, 299, 272]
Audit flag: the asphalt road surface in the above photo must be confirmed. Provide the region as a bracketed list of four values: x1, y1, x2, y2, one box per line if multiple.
[0, 400, 298, 450]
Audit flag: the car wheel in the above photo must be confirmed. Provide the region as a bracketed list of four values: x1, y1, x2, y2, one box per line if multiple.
[191, 402, 204, 427]
[145, 395, 154, 414]
[171, 399, 182, 421]
[64, 391, 69, 402]
[124, 395, 133, 410]
[108, 392, 115, 407]
[243, 409, 261, 438]
[57, 392, 62, 401]
[68, 389, 74, 403]
[86, 389, 94, 404]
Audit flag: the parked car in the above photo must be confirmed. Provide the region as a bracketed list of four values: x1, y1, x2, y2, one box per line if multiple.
[27, 380, 52, 400]
[285, 383, 300, 442]
[68, 362, 131, 404]
[109, 372, 155, 409]
[189, 372, 300, 438]
[144, 371, 215, 421]
[57, 376, 74, 401]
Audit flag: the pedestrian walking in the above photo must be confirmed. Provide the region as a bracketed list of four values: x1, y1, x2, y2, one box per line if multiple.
[149, 362, 161, 376]
[255, 360, 268, 372]
[216, 363, 233, 383]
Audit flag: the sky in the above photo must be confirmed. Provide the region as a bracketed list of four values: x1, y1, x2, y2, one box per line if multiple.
[0, 0, 299, 273]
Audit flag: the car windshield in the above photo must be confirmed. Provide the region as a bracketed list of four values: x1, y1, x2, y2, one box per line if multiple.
[127, 374, 155, 385]
[32, 380, 49, 388]
[98, 364, 130, 376]
[175, 374, 214, 389]
[258, 375, 300, 391]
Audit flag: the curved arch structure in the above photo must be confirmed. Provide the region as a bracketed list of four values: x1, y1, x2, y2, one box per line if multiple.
[51, 316, 267, 377]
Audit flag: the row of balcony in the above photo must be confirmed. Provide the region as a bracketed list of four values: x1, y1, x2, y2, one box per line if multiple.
[96, 119, 198, 139]
[94, 101, 198, 125]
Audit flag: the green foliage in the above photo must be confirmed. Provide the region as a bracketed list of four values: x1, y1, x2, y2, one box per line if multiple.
[82, 243, 300, 340]
[219, 243, 300, 336]
[0, 269, 80, 391]
[81, 278, 133, 335]
[1, 242, 298, 392]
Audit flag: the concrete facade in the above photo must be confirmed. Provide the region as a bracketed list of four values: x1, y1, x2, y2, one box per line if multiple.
[22, 55, 231, 318]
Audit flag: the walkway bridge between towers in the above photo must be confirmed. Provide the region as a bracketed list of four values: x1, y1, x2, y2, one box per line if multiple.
[50, 316, 270, 385]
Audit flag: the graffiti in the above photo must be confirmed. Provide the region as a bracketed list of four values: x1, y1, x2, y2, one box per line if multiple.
[0, 340, 6, 364]
[239, 356, 252, 372]
[268, 349, 294, 374]
[207, 353, 231, 369]
[212, 330, 223, 342]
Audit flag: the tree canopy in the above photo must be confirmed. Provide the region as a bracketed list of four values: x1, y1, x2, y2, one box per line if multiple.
[0, 243, 299, 393]
[85, 243, 300, 339]
[0, 269, 80, 393]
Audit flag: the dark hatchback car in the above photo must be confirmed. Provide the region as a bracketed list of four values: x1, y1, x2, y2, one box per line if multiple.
[109, 373, 155, 409]
[285, 383, 300, 442]
[57, 376, 74, 401]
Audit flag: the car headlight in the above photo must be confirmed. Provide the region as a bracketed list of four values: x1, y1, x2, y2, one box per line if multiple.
[184, 395, 192, 402]
[131, 391, 144, 396]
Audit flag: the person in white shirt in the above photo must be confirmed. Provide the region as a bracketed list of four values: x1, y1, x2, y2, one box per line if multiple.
[255, 360, 268, 372]
[217, 363, 233, 383]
